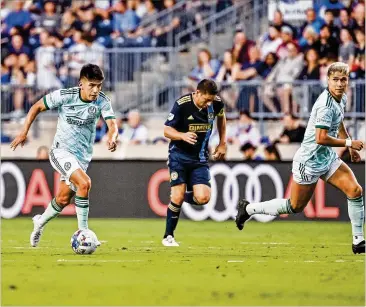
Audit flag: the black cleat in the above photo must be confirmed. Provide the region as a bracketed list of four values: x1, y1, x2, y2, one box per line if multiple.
[352, 240, 365, 254]
[235, 199, 250, 231]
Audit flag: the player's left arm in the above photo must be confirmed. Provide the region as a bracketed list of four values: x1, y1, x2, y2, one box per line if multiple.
[338, 121, 361, 162]
[213, 107, 227, 161]
[105, 118, 118, 152]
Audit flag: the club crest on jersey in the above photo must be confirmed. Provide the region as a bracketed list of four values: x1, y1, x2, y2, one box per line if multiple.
[208, 113, 214, 120]
[64, 162, 71, 171]
[167, 113, 174, 121]
[88, 106, 97, 115]
[170, 171, 178, 181]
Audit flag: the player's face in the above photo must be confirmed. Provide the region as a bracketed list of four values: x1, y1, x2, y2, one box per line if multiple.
[80, 78, 103, 101]
[328, 72, 348, 98]
[195, 91, 216, 108]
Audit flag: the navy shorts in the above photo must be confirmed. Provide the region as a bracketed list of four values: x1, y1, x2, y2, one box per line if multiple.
[167, 151, 211, 189]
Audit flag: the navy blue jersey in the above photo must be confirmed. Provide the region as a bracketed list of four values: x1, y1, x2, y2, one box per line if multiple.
[165, 93, 225, 162]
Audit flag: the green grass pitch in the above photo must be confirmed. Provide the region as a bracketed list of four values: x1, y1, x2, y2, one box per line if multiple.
[1, 218, 365, 306]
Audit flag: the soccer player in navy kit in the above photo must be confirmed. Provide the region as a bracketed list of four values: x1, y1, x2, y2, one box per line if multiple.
[162, 79, 227, 246]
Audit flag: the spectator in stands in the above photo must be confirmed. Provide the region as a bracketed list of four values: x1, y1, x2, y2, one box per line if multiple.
[265, 42, 303, 113]
[240, 142, 261, 161]
[300, 8, 324, 36]
[276, 113, 306, 144]
[95, 118, 107, 143]
[119, 109, 148, 145]
[339, 28, 356, 68]
[1, 0, 10, 22]
[335, 8, 356, 31]
[322, 9, 339, 39]
[264, 145, 281, 161]
[33, 0, 61, 34]
[111, 0, 140, 40]
[188, 48, 220, 83]
[7, 34, 32, 59]
[354, 28, 365, 58]
[231, 111, 261, 147]
[297, 49, 320, 81]
[260, 24, 282, 60]
[318, 25, 339, 65]
[299, 26, 321, 53]
[2, 0, 33, 36]
[317, 0, 345, 19]
[60, 10, 82, 41]
[1, 59, 11, 84]
[134, 0, 147, 19]
[35, 30, 62, 90]
[352, 3, 365, 32]
[231, 29, 255, 65]
[36, 145, 49, 160]
[272, 9, 296, 37]
[351, 54, 365, 80]
[276, 26, 296, 59]
[153, 0, 181, 47]
[77, 5, 97, 34]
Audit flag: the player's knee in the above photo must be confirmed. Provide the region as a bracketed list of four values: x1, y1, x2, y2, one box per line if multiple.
[171, 195, 184, 205]
[55, 195, 71, 207]
[77, 178, 92, 193]
[347, 183, 363, 199]
[194, 193, 210, 205]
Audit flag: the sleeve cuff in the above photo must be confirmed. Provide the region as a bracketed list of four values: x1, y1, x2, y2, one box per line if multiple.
[315, 125, 330, 130]
[104, 116, 116, 120]
[43, 96, 50, 110]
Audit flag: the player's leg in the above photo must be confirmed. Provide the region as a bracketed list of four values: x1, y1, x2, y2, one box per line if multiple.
[30, 181, 75, 247]
[69, 169, 92, 231]
[185, 164, 211, 205]
[325, 161, 364, 254]
[236, 161, 318, 230]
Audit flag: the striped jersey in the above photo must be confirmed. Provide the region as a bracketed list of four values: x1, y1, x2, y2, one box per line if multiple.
[293, 89, 346, 173]
[43, 87, 115, 168]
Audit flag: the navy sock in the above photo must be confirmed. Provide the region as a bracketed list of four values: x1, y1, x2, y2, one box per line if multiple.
[184, 191, 199, 205]
[164, 202, 181, 238]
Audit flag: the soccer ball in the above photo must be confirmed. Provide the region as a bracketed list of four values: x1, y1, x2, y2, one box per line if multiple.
[70, 229, 97, 254]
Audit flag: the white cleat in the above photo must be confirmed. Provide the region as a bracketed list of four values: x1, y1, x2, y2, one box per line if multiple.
[162, 235, 179, 247]
[30, 215, 44, 247]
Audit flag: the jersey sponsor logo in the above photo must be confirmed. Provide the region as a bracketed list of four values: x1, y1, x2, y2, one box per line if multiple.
[177, 95, 192, 105]
[188, 115, 194, 120]
[64, 162, 71, 171]
[170, 171, 178, 181]
[189, 123, 212, 132]
[167, 113, 174, 121]
[66, 117, 95, 126]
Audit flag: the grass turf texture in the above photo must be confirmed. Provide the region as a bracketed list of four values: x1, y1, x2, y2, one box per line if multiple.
[1, 218, 365, 306]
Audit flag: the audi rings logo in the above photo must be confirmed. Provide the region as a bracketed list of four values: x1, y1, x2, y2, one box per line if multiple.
[0, 162, 26, 219]
[148, 163, 284, 223]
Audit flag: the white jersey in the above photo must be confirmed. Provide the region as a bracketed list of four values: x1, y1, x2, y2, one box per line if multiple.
[293, 89, 346, 174]
[44, 87, 115, 168]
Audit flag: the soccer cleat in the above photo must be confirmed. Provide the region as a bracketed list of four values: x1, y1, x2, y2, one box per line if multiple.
[235, 199, 251, 231]
[162, 235, 179, 247]
[352, 240, 365, 254]
[30, 215, 44, 247]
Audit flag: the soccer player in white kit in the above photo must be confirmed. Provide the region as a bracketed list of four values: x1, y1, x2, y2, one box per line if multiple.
[235, 62, 365, 254]
[10, 64, 118, 247]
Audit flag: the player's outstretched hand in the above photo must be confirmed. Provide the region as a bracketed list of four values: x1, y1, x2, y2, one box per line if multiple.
[212, 143, 227, 160]
[351, 140, 364, 151]
[107, 139, 117, 152]
[10, 133, 27, 151]
[181, 132, 197, 145]
[349, 149, 362, 162]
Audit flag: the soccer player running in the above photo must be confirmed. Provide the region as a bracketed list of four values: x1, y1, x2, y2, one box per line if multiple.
[10, 64, 118, 247]
[235, 62, 365, 254]
[162, 79, 227, 246]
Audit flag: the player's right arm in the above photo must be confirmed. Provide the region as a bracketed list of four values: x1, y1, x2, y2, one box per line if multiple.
[164, 101, 197, 145]
[315, 105, 364, 150]
[10, 98, 47, 150]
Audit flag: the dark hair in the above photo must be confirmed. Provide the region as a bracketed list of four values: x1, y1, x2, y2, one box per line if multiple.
[265, 145, 281, 161]
[240, 142, 257, 152]
[324, 9, 334, 15]
[196, 79, 218, 95]
[79, 64, 104, 81]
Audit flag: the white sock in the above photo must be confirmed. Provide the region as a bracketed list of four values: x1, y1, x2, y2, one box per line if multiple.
[347, 195, 364, 244]
[246, 198, 295, 216]
[75, 196, 89, 230]
[38, 198, 62, 227]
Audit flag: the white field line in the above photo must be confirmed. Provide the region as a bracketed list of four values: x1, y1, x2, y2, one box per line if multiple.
[56, 259, 145, 263]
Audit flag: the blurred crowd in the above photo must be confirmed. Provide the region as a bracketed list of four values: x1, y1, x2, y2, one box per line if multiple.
[187, 1, 365, 114]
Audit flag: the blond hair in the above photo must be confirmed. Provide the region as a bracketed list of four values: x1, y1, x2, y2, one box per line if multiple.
[327, 62, 349, 77]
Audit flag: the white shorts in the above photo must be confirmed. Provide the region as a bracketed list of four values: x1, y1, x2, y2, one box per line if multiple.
[292, 157, 343, 185]
[49, 148, 86, 192]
